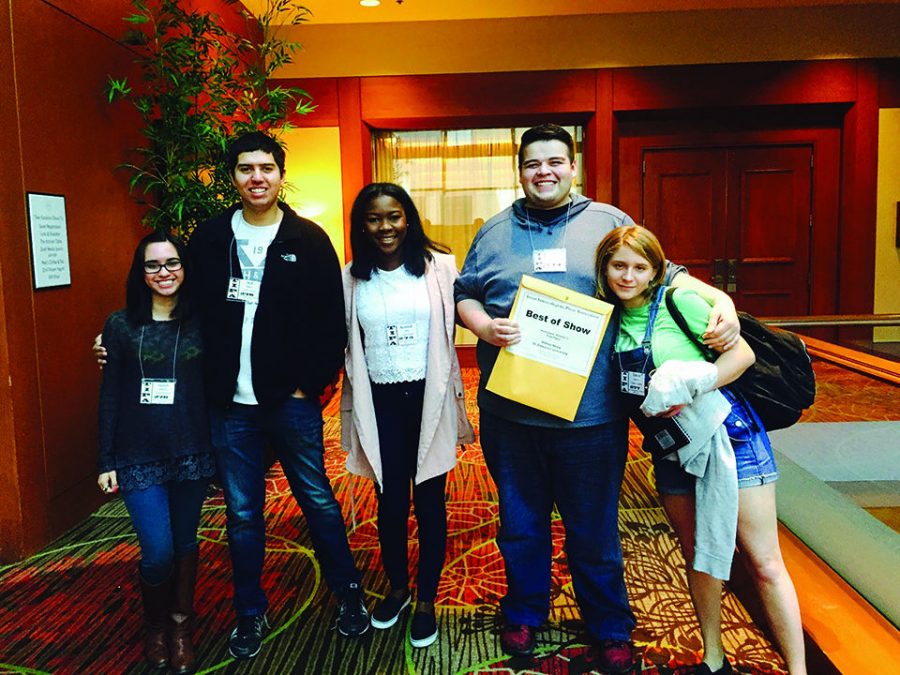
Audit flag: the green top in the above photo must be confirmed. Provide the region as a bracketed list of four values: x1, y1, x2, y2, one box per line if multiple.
[616, 287, 711, 365]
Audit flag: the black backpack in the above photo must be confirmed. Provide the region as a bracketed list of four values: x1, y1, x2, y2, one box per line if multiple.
[664, 288, 816, 431]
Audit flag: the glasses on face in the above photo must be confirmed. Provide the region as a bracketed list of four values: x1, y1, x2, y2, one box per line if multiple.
[143, 258, 183, 274]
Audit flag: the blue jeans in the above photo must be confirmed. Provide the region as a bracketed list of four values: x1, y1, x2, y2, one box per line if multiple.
[480, 412, 635, 641]
[121, 478, 208, 585]
[654, 388, 780, 495]
[211, 396, 360, 616]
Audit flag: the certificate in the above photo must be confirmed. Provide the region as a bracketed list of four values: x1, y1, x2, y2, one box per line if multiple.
[486, 275, 614, 420]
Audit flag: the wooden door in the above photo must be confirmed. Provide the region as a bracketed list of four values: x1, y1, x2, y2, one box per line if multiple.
[642, 149, 727, 289]
[726, 146, 812, 316]
[642, 145, 812, 316]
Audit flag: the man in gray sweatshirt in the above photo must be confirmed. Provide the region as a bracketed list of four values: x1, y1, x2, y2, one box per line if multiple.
[454, 123, 738, 673]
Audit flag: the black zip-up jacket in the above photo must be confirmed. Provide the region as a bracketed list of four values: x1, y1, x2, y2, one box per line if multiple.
[189, 202, 347, 408]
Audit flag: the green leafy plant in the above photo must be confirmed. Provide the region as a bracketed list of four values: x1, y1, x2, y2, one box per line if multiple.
[106, 0, 314, 238]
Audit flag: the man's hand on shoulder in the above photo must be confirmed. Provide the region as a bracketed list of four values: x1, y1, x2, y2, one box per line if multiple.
[93, 333, 107, 369]
[703, 304, 740, 352]
[670, 273, 740, 352]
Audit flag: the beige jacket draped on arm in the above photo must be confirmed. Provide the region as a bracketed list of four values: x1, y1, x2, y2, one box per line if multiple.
[340, 252, 475, 489]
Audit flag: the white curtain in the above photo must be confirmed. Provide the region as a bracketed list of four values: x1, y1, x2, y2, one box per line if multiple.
[373, 126, 583, 344]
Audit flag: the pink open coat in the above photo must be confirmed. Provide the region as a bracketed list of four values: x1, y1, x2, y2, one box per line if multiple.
[340, 252, 475, 488]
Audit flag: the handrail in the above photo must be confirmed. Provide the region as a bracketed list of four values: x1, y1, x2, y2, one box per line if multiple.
[801, 335, 900, 385]
[757, 313, 900, 328]
[749, 313, 900, 383]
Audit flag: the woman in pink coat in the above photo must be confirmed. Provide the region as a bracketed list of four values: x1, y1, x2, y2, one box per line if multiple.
[341, 183, 474, 648]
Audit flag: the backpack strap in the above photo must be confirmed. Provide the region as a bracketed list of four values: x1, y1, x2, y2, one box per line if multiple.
[663, 287, 714, 361]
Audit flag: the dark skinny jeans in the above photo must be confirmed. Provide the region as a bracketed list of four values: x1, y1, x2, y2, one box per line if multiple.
[371, 379, 448, 603]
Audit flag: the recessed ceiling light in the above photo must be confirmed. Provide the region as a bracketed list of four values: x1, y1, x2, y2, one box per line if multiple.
[360, 0, 380, 6]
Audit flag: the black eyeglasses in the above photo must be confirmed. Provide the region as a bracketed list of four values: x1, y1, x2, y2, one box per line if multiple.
[143, 258, 183, 274]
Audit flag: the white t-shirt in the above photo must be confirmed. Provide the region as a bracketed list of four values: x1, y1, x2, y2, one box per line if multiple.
[356, 265, 431, 384]
[231, 210, 280, 404]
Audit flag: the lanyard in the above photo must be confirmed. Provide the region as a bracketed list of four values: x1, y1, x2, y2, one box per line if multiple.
[524, 199, 572, 260]
[640, 286, 666, 351]
[366, 269, 425, 372]
[615, 286, 665, 374]
[228, 213, 281, 279]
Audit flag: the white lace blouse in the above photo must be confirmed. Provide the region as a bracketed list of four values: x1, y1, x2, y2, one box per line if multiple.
[355, 265, 431, 384]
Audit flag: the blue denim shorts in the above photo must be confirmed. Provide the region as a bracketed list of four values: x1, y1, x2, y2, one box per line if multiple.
[653, 388, 779, 495]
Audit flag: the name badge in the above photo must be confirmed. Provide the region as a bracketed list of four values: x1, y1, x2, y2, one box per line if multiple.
[533, 248, 567, 273]
[387, 323, 418, 346]
[140, 378, 176, 405]
[620, 370, 646, 396]
[226, 277, 261, 304]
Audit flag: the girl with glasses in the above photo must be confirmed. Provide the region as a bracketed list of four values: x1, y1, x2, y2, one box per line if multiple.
[97, 230, 214, 674]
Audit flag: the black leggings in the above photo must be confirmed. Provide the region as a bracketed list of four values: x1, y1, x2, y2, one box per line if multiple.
[371, 379, 448, 602]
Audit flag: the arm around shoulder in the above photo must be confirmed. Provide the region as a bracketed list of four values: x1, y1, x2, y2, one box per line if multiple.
[670, 273, 740, 349]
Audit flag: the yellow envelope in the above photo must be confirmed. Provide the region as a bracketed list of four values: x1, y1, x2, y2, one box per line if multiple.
[486, 275, 614, 421]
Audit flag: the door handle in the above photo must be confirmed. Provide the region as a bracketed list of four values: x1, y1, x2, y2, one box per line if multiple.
[727, 258, 737, 293]
[712, 258, 725, 290]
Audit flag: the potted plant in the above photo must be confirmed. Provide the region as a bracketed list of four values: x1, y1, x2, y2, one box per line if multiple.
[106, 0, 314, 238]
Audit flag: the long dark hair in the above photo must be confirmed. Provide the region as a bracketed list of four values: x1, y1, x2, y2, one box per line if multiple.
[349, 182, 449, 280]
[125, 230, 193, 325]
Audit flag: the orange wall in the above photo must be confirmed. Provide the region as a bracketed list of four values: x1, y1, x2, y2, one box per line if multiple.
[0, 0, 28, 562]
[875, 109, 900, 342]
[0, 0, 147, 561]
[281, 127, 346, 261]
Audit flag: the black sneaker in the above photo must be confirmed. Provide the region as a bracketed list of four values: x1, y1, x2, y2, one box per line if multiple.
[696, 658, 733, 675]
[409, 611, 438, 648]
[228, 613, 269, 660]
[370, 590, 411, 629]
[337, 583, 370, 637]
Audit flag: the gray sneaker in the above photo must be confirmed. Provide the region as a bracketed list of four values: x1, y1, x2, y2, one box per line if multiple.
[228, 613, 269, 660]
[336, 583, 370, 637]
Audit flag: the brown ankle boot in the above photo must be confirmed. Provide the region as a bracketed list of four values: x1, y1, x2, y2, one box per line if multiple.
[169, 549, 199, 674]
[139, 573, 172, 669]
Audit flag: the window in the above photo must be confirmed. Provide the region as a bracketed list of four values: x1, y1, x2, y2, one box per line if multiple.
[372, 126, 584, 344]
[372, 127, 584, 262]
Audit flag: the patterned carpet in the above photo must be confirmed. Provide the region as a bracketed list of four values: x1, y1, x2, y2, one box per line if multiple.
[2, 361, 896, 674]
